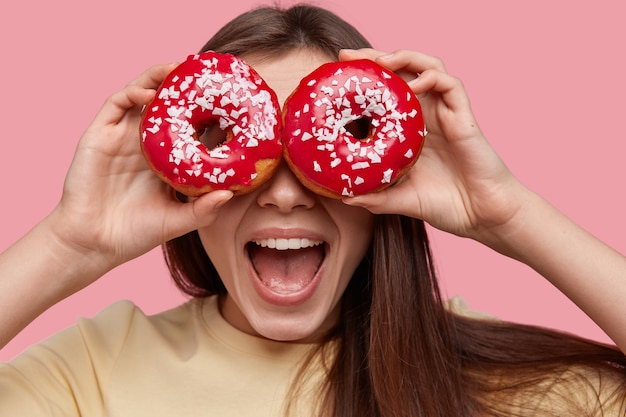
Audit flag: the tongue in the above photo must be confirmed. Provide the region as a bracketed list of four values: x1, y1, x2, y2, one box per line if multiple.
[250, 246, 323, 294]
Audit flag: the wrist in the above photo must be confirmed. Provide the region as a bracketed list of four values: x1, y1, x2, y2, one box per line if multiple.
[469, 183, 545, 263]
[39, 208, 116, 290]
[0, 213, 113, 346]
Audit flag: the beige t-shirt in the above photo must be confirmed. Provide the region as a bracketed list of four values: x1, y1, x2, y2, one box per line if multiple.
[2, 296, 623, 416]
[0, 296, 323, 416]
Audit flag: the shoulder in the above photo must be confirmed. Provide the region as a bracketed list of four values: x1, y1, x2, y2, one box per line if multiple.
[8, 298, 203, 371]
[444, 296, 497, 321]
[0, 299, 203, 415]
[74, 298, 202, 355]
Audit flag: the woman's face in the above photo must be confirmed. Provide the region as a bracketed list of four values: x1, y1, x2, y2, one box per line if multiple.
[197, 49, 375, 343]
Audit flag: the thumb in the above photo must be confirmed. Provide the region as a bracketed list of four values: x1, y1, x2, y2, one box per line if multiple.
[165, 190, 234, 239]
[342, 191, 392, 215]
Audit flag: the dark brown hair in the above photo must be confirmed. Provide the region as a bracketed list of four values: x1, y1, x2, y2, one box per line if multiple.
[163, 4, 626, 416]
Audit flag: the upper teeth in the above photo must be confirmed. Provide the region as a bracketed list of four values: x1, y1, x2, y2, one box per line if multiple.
[253, 238, 323, 250]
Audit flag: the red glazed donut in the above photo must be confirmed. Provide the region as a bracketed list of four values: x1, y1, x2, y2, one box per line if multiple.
[282, 59, 425, 198]
[140, 51, 283, 196]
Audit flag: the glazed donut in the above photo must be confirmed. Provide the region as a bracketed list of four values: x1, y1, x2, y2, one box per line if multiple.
[282, 59, 425, 198]
[140, 51, 283, 196]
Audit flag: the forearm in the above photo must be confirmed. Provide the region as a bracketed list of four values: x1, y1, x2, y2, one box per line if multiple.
[0, 213, 109, 349]
[482, 189, 626, 352]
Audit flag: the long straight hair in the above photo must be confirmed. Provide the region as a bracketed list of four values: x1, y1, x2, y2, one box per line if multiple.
[163, 4, 626, 416]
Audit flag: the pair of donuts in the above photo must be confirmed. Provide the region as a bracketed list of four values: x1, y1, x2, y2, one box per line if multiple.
[140, 51, 425, 198]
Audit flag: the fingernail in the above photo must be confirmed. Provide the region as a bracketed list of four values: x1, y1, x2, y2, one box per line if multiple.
[342, 196, 362, 206]
[214, 190, 234, 208]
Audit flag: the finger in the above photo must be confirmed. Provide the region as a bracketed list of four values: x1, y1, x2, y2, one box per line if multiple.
[375, 49, 447, 74]
[126, 62, 179, 89]
[339, 48, 418, 84]
[338, 48, 387, 62]
[407, 69, 471, 112]
[93, 85, 157, 126]
[342, 187, 417, 217]
[342, 192, 388, 214]
[165, 190, 235, 239]
[84, 63, 179, 131]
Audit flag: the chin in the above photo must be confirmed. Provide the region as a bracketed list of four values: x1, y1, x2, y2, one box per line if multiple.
[247, 306, 334, 343]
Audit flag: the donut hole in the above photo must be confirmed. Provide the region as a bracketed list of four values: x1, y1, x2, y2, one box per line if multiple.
[197, 120, 228, 149]
[345, 117, 372, 140]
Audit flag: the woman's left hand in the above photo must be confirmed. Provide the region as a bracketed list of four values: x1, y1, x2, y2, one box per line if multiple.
[340, 48, 531, 243]
[340, 50, 626, 353]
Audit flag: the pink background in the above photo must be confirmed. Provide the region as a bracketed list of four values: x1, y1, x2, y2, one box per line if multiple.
[1, 0, 625, 361]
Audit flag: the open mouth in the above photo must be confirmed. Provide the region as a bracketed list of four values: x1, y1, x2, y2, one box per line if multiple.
[247, 238, 326, 295]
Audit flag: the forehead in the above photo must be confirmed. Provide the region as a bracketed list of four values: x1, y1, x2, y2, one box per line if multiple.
[243, 49, 334, 105]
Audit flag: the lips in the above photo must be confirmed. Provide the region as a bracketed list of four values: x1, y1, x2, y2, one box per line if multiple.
[247, 238, 326, 295]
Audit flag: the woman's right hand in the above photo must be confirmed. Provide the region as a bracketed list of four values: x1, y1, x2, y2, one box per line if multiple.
[0, 64, 233, 346]
[45, 63, 234, 282]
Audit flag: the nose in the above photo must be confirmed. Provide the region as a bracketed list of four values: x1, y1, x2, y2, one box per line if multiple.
[256, 161, 316, 212]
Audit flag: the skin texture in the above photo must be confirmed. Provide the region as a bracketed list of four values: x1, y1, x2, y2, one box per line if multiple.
[196, 50, 375, 342]
[0, 48, 624, 357]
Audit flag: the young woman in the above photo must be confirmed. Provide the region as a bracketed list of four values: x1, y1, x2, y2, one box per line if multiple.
[1, 4, 625, 416]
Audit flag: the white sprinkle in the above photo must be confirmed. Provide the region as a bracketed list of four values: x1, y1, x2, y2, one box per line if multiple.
[212, 108, 228, 117]
[351, 161, 370, 170]
[382, 89, 391, 103]
[367, 152, 382, 164]
[321, 86, 335, 96]
[208, 149, 229, 159]
[382, 168, 393, 183]
[167, 106, 185, 118]
[220, 95, 232, 106]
